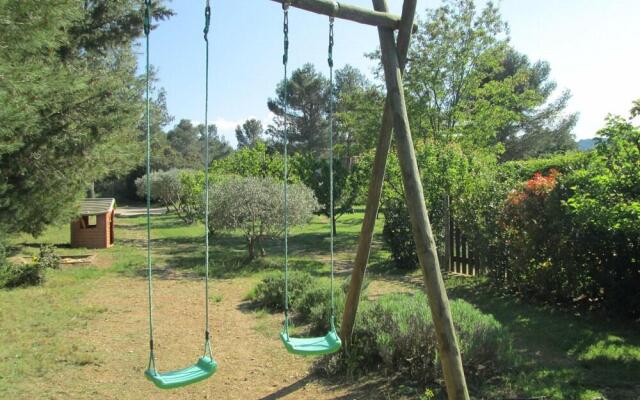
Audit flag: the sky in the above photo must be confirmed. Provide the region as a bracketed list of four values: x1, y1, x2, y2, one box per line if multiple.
[138, 0, 640, 147]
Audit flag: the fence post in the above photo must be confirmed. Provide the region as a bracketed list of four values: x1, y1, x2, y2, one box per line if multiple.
[444, 194, 451, 274]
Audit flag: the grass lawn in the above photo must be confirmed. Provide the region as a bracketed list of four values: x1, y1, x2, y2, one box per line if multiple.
[1, 210, 638, 399]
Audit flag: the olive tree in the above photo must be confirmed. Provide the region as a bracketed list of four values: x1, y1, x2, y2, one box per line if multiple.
[207, 176, 318, 259]
[135, 169, 203, 224]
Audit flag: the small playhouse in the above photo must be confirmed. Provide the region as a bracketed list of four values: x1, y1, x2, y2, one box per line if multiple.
[70, 198, 116, 249]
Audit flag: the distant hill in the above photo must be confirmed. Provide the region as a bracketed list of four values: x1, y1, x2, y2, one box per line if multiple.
[577, 138, 596, 151]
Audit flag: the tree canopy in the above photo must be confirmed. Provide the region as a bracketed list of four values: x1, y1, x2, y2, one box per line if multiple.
[236, 119, 264, 149]
[404, 0, 577, 159]
[0, 0, 172, 235]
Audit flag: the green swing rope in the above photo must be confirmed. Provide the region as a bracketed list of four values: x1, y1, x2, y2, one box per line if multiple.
[143, 0, 156, 373]
[327, 16, 336, 324]
[144, 0, 214, 372]
[282, 2, 291, 334]
[282, 5, 338, 333]
[202, 0, 213, 359]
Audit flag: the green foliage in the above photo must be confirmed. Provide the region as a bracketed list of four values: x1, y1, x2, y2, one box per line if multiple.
[0, 0, 172, 236]
[334, 65, 384, 155]
[36, 245, 60, 271]
[267, 64, 330, 155]
[0, 239, 6, 269]
[382, 198, 418, 270]
[381, 140, 510, 269]
[565, 116, 639, 234]
[502, 151, 590, 180]
[166, 119, 231, 168]
[247, 271, 312, 312]
[0, 243, 60, 288]
[250, 271, 352, 334]
[492, 116, 639, 316]
[292, 154, 357, 231]
[135, 169, 203, 224]
[0, 263, 45, 288]
[323, 293, 512, 387]
[404, 0, 575, 157]
[211, 141, 285, 180]
[207, 176, 318, 259]
[235, 119, 264, 149]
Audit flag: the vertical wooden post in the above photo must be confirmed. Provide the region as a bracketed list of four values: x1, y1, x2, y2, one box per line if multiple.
[340, 0, 417, 346]
[375, 3, 470, 398]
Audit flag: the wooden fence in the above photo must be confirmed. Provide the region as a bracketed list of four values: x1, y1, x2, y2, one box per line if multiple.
[442, 195, 482, 276]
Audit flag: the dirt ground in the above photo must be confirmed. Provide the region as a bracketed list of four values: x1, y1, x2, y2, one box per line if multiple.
[45, 274, 365, 400]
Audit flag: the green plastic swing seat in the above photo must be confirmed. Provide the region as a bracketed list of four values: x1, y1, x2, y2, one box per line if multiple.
[280, 328, 342, 356]
[145, 356, 217, 389]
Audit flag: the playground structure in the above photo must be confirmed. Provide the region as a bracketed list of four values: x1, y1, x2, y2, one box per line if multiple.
[70, 198, 115, 249]
[142, 1, 470, 398]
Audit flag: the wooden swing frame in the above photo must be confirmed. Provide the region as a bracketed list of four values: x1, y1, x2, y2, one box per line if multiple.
[271, 1, 471, 399]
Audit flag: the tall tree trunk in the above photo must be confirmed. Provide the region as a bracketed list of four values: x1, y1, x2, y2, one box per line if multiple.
[332, 214, 337, 236]
[247, 237, 255, 260]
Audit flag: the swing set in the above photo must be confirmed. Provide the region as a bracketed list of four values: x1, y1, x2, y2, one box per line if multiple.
[142, 1, 470, 398]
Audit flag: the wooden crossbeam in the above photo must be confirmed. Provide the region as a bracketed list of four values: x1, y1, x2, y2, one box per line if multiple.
[269, 0, 403, 30]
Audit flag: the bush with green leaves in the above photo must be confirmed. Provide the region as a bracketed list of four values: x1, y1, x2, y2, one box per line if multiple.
[492, 115, 640, 316]
[135, 169, 204, 224]
[211, 141, 285, 179]
[207, 176, 318, 259]
[291, 154, 358, 233]
[381, 140, 509, 270]
[382, 198, 419, 270]
[0, 263, 45, 288]
[36, 244, 60, 270]
[0, 244, 61, 289]
[322, 293, 512, 386]
[0, 239, 6, 268]
[249, 271, 357, 334]
[501, 151, 590, 181]
[247, 271, 312, 312]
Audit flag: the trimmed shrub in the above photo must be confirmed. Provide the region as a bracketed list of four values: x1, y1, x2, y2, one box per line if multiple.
[207, 176, 318, 259]
[322, 293, 512, 386]
[248, 271, 312, 312]
[501, 151, 590, 180]
[249, 272, 356, 334]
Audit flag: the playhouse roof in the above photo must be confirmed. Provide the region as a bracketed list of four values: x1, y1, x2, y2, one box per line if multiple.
[79, 198, 115, 216]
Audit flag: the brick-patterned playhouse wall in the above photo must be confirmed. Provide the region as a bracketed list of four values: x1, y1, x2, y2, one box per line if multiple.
[70, 210, 114, 249]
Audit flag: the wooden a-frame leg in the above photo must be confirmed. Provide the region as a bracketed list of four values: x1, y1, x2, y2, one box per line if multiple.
[375, 1, 470, 399]
[340, 0, 416, 348]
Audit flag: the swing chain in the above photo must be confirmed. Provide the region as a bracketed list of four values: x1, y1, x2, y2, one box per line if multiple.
[327, 16, 336, 321]
[328, 17, 334, 68]
[282, 2, 290, 334]
[143, 0, 151, 36]
[143, 0, 156, 371]
[203, 0, 211, 40]
[283, 4, 289, 65]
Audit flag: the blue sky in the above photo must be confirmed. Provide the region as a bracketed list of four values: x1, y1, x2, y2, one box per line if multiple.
[139, 0, 640, 146]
